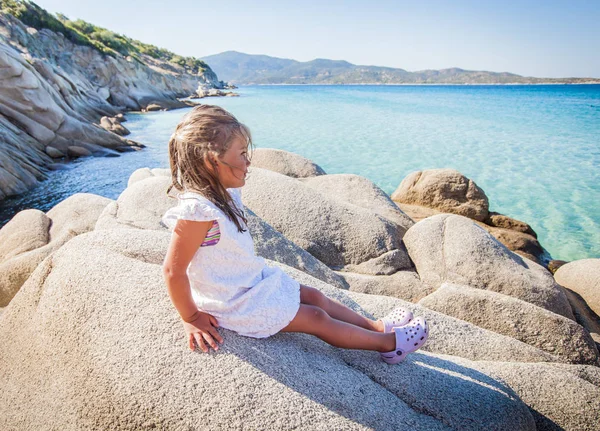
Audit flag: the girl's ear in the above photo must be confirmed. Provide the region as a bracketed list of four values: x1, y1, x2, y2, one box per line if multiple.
[203, 153, 219, 173]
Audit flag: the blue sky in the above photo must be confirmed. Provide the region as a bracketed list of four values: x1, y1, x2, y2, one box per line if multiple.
[32, 0, 600, 78]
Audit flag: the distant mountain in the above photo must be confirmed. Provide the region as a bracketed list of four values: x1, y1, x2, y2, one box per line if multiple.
[202, 51, 600, 85]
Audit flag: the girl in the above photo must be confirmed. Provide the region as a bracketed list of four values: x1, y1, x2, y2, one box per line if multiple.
[161, 105, 428, 364]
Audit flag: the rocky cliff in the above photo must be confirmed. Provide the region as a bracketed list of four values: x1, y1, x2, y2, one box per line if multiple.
[0, 7, 223, 201]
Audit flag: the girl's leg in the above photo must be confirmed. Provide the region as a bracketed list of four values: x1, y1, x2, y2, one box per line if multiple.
[280, 304, 396, 352]
[299, 285, 384, 332]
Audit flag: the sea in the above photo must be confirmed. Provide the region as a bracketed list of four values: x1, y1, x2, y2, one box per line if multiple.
[1, 84, 598, 262]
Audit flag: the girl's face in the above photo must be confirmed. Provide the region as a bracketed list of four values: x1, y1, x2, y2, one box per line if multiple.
[214, 135, 251, 189]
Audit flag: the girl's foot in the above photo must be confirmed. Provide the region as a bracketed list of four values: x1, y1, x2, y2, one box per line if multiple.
[378, 306, 414, 333]
[380, 317, 428, 364]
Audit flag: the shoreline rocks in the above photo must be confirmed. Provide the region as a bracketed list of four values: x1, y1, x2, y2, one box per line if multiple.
[1, 149, 599, 429]
[0, 11, 227, 202]
[392, 168, 551, 266]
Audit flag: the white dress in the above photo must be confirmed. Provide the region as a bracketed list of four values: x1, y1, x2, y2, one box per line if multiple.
[161, 187, 301, 338]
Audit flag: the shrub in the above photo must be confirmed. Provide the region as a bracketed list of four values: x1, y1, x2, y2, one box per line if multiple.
[1, 0, 211, 72]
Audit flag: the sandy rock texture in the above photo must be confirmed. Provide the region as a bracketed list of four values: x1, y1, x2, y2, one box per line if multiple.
[1, 230, 598, 430]
[1, 154, 599, 429]
[392, 168, 489, 221]
[0, 193, 112, 306]
[243, 167, 412, 275]
[419, 283, 598, 364]
[555, 259, 600, 317]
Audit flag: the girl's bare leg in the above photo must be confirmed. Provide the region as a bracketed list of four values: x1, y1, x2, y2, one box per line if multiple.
[299, 285, 384, 332]
[280, 304, 396, 352]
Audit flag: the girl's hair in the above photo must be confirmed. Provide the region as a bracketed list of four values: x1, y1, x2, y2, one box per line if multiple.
[166, 104, 254, 233]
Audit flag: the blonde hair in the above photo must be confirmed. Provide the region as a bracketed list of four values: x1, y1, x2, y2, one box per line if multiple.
[166, 104, 254, 233]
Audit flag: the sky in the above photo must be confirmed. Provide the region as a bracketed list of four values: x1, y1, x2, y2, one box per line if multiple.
[31, 0, 600, 78]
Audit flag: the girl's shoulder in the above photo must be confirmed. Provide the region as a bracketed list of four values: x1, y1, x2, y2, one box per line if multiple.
[161, 188, 243, 230]
[162, 191, 223, 230]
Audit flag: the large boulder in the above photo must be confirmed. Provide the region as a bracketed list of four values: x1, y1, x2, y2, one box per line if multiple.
[0, 193, 111, 306]
[95, 176, 174, 231]
[244, 168, 411, 275]
[46, 193, 113, 239]
[300, 173, 414, 233]
[561, 287, 600, 346]
[555, 259, 600, 317]
[479, 223, 546, 266]
[484, 212, 537, 237]
[96, 175, 346, 288]
[127, 167, 170, 187]
[0, 230, 540, 431]
[393, 173, 546, 265]
[391, 169, 489, 221]
[250, 148, 326, 178]
[419, 283, 599, 364]
[246, 209, 347, 289]
[403, 214, 574, 319]
[0, 209, 50, 262]
[99, 116, 130, 136]
[3, 230, 599, 430]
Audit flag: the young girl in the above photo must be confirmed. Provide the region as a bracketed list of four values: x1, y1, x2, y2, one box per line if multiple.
[161, 105, 428, 364]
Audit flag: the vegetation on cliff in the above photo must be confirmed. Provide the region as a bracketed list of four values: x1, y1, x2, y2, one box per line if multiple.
[0, 0, 209, 75]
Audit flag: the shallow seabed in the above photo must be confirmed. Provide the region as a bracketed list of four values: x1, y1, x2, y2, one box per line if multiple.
[1, 85, 598, 262]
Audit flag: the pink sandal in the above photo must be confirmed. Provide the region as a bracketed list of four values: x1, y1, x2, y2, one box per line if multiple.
[380, 317, 429, 364]
[379, 306, 414, 333]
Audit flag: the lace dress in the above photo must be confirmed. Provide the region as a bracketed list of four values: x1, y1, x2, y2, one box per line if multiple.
[161, 187, 301, 338]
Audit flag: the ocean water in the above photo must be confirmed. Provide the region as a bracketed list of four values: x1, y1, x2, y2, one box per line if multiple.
[1, 85, 598, 262]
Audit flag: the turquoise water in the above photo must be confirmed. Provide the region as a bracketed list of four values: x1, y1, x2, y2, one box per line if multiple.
[1, 85, 598, 261]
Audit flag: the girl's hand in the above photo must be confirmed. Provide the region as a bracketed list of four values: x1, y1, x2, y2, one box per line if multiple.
[182, 311, 224, 352]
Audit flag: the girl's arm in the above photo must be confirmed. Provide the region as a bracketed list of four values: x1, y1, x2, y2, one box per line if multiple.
[163, 219, 223, 351]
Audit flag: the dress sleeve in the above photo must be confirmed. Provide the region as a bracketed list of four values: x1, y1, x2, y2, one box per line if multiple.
[161, 197, 223, 230]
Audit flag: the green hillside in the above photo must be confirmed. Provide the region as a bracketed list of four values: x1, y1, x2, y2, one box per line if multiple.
[0, 0, 209, 75]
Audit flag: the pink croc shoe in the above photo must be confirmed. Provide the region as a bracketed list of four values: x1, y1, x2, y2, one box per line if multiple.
[379, 307, 414, 333]
[380, 317, 429, 364]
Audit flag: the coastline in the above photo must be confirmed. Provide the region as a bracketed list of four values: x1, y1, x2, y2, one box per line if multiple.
[1, 83, 599, 263]
[247, 82, 600, 86]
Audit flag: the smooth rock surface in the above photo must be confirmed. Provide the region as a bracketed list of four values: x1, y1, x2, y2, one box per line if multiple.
[246, 209, 347, 289]
[335, 270, 435, 302]
[403, 213, 574, 319]
[127, 167, 170, 187]
[0, 193, 111, 306]
[250, 148, 326, 178]
[419, 283, 599, 364]
[0, 230, 542, 431]
[67, 146, 92, 158]
[555, 259, 600, 317]
[391, 168, 489, 221]
[300, 173, 414, 234]
[345, 290, 561, 365]
[244, 168, 410, 274]
[0, 12, 221, 200]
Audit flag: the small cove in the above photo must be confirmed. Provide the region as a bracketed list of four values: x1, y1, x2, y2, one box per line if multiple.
[1, 84, 598, 262]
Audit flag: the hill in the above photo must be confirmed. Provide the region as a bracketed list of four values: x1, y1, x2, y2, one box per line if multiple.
[0, 0, 224, 201]
[202, 50, 600, 85]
